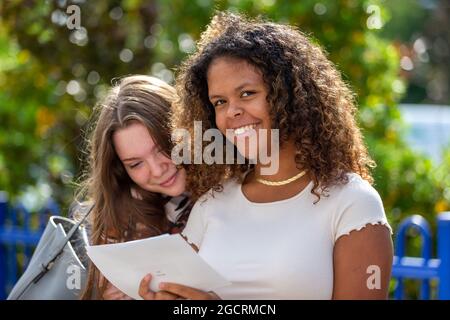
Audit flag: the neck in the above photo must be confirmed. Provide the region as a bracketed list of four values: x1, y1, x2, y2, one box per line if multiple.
[254, 140, 304, 182]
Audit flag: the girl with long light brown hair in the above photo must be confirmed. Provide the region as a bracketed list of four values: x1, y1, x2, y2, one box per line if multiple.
[78, 75, 191, 299]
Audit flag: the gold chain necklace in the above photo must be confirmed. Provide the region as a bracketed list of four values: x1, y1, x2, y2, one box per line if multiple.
[255, 170, 307, 186]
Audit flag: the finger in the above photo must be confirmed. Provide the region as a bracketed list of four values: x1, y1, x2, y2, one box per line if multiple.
[104, 291, 128, 300]
[104, 284, 120, 295]
[154, 290, 179, 300]
[103, 292, 124, 300]
[138, 274, 155, 300]
[159, 283, 205, 300]
[103, 287, 127, 300]
[119, 294, 134, 300]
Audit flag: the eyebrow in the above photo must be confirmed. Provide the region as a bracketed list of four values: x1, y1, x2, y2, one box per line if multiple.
[209, 82, 256, 100]
[121, 157, 141, 162]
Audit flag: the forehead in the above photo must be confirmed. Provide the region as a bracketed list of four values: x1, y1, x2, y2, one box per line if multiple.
[206, 57, 264, 89]
[112, 121, 156, 159]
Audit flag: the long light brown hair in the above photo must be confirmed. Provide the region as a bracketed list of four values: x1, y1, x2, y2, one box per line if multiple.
[78, 75, 178, 299]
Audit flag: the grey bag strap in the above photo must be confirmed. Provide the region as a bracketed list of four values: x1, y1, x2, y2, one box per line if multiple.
[36, 203, 94, 278]
[16, 202, 95, 299]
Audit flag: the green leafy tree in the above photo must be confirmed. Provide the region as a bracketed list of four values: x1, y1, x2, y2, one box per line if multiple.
[0, 0, 450, 300]
[1, 1, 449, 274]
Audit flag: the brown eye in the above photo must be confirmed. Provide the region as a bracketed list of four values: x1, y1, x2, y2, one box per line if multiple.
[213, 99, 226, 107]
[241, 91, 255, 98]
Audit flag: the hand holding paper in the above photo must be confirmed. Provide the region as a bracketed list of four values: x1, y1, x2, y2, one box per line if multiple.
[86, 233, 230, 300]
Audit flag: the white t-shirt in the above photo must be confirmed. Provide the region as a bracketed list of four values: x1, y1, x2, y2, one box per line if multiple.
[182, 173, 392, 300]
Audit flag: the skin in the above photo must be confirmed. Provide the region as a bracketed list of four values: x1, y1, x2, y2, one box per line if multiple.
[102, 282, 133, 300]
[113, 121, 186, 197]
[103, 120, 187, 300]
[139, 57, 393, 300]
[332, 224, 393, 299]
[209, 56, 272, 162]
[210, 57, 312, 203]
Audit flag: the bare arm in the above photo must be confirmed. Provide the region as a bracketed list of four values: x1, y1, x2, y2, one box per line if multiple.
[332, 224, 393, 299]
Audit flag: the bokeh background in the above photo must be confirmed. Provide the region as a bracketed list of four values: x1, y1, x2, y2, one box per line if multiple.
[0, 0, 449, 299]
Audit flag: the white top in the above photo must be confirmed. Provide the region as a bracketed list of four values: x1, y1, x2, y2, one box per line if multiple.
[182, 173, 392, 300]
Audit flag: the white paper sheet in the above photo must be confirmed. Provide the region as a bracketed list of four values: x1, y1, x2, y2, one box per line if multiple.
[86, 233, 230, 300]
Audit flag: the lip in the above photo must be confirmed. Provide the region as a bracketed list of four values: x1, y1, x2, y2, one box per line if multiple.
[159, 171, 178, 188]
[229, 122, 260, 130]
[229, 122, 261, 138]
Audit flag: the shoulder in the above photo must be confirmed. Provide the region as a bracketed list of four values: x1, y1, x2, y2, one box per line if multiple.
[195, 177, 241, 207]
[181, 179, 241, 248]
[328, 173, 392, 241]
[330, 173, 382, 206]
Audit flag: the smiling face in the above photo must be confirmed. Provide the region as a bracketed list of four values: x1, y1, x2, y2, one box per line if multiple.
[112, 121, 186, 197]
[207, 56, 272, 160]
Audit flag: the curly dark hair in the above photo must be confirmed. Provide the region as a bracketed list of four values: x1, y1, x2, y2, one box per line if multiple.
[172, 12, 375, 201]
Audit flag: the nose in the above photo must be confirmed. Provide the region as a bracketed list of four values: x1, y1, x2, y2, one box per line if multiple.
[146, 156, 168, 180]
[226, 99, 243, 119]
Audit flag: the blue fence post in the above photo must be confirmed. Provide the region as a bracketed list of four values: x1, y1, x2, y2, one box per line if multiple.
[0, 192, 8, 300]
[437, 212, 450, 300]
[394, 215, 432, 299]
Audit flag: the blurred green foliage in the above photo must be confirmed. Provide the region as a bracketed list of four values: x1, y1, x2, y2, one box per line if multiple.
[382, 0, 449, 104]
[0, 0, 449, 278]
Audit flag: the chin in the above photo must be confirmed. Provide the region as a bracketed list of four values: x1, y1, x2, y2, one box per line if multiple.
[165, 183, 185, 197]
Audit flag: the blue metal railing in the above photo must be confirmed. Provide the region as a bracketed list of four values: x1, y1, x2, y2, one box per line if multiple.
[0, 192, 59, 299]
[391, 212, 450, 299]
[1, 191, 450, 299]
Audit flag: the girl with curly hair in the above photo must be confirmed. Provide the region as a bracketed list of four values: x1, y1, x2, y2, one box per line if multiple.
[139, 12, 393, 300]
[79, 75, 192, 300]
